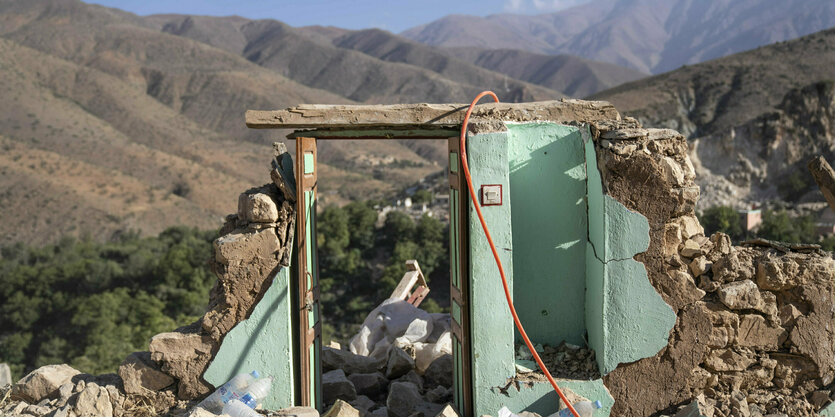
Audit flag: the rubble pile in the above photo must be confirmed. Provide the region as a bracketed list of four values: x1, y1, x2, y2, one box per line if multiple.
[514, 342, 600, 381]
[322, 299, 455, 417]
[591, 123, 835, 417]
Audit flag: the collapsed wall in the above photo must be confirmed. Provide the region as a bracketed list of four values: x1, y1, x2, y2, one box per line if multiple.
[587, 122, 835, 417]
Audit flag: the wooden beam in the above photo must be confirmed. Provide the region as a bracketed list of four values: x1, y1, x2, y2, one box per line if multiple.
[246, 99, 620, 129]
[808, 155, 835, 212]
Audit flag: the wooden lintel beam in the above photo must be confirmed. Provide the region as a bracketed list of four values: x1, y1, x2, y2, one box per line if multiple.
[246, 99, 620, 129]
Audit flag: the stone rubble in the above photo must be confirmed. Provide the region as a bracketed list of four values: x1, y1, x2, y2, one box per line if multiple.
[514, 342, 601, 382]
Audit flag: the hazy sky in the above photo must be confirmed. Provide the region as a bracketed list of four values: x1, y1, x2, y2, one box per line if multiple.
[84, 0, 592, 32]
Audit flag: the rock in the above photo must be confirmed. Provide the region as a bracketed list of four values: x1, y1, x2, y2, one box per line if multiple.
[425, 386, 451, 404]
[661, 157, 686, 186]
[185, 407, 217, 417]
[56, 382, 74, 407]
[274, 406, 320, 417]
[119, 351, 175, 394]
[323, 400, 360, 417]
[395, 371, 424, 392]
[717, 280, 775, 316]
[370, 407, 388, 417]
[411, 402, 445, 417]
[322, 347, 384, 375]
[808, 390, 831, 409]
[24, 404, 51, 416]
[149, 329, 214, 399]
[74, 382, 113, 417]
[704, 349, 756, 372]
[424, 354, 453, 388]
[323, 369, 357, 405]
[678, 214, 704, 239]
[736, 315, 784, 349]
[518, 412, 541, 417]
[46, 405, 73, 417]
[386, 347, 415, 379]
[11, 364, 81, 403]
[710, 233, 732, 256]
[435, 404, 458, 417]
[663, 270, 706, 310]
[0, 363, 11, 386]
[347, 372, 388, 397]
[387, 382, 423, 417]
[688, 256, 711, 276]
[778, 304, 802, 328]
[680, 239, 702, 258]
[238, 192, 279, 223]
[350, 395, 376, 414]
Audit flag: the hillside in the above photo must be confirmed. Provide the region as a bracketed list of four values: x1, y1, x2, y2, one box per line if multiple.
[446, 47, 647, 98]
[402, 0, 835, 74]
[0, 0, 451, 244]
[594, 29, 835, 208]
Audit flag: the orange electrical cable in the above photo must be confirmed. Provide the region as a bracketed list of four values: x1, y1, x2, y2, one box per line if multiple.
[459, 91, 581, 417]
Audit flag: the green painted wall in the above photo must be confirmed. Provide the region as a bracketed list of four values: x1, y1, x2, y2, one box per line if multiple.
[821, 403, 835, 417]
[508, 123, 588, 346]
[583, 136, 676, 375]
[465, 132, 518, 417]
[204, 266, 295, 410]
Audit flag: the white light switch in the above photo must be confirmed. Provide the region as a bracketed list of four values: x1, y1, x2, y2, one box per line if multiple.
[481, 184, 502, 206]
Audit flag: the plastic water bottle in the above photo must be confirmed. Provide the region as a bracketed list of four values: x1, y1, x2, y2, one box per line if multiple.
[222, 399, 261, 417]
[237, 376, 274, 409]
[197, 370, 259, 413]
[556, 400, 603, 417]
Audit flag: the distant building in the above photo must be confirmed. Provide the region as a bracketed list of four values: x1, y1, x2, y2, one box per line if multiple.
[738, 208, 762, 231]
[816, 209, 835, 236]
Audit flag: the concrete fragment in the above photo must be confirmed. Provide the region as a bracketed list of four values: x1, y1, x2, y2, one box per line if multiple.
[11, 364, 81, 403]
[0, 363, 10, 386]
[435, 404, 459, 417]
[323, 400, 360, 417]
[118, 351, 174, 394]
[323, 369, 357, 405]
[386, 346, 415, 379]
[274, 407, 320, 417]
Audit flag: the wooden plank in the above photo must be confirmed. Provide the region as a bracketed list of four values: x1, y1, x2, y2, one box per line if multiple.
[808, 155, 835, 213]
[246, 100, 620, 129]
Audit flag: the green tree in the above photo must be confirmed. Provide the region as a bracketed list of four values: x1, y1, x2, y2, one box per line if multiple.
[699, 206, 744, 240]
[411, 189, 433, 205]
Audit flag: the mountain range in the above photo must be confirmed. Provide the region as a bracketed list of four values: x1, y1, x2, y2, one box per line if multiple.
[402, 0, 835, 74]
[1, 0, 833, 244]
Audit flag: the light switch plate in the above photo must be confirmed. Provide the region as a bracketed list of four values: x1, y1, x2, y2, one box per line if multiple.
[481, 184, 502, 206]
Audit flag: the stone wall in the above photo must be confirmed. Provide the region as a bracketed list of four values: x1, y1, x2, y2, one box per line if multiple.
[588, 120, 835, 417]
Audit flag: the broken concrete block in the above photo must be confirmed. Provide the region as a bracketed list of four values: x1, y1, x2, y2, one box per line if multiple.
[11, 364, 81, 403]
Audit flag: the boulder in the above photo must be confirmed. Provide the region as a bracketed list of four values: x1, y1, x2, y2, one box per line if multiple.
[323, 400, 360, 417]
[423, 355, 453, 388]
[149, 330, 214, 399]
[347, 372, 388, 397]
[387, 382, 423, 417]
[350, 395, 376, 414]
[395, 371, 424, 392]
[322, 347, 384, 375]
[11, 364, 81, 403]
[323, 369, 357, 405]
[238, 192, 279, 223]
[425, 386, 451, 404]
[370, 407, 388, 417]
[73, 382, 113, 417]
[386, 346, 415, 379]
[118, 351, 174, 394]
[680, 239, 702, 258]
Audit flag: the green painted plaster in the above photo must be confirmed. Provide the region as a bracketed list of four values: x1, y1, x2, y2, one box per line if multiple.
[583, 134, 676, 375]
[481, 379, 613, 417]
[465, 132, 517, 417]
[204, 267, 295, 410]
[821, 403, 835, 417]
[303, 153, 315, 174]
[507, 123, 588, 347]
